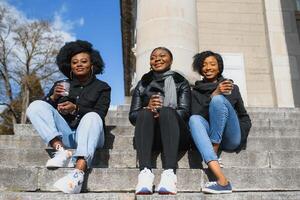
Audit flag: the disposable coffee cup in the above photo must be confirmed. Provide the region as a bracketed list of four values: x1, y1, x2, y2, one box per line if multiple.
[157, 92, 164, 104]
[156, 92, 164, 111]
[60, 80, 70, 96]
[222, 79, 233, 95]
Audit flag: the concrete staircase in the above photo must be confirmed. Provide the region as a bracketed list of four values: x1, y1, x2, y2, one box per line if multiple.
[0, 105, 300, 199]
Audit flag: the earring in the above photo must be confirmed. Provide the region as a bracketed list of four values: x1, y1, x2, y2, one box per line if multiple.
[69, 70, 73, 80]
[90, 66, 94, 77]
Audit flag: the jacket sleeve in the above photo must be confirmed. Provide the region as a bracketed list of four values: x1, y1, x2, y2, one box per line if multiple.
[191, 89, 211, 121]
[77, 84, 111, 121]
[129, 81, 143, 126]
[43, 83, 58, 108]
[176, 80, 191, 121]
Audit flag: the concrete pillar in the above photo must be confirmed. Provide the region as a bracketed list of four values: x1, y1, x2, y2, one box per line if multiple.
[135, 0, 199, 84]
[264, 0, 295, 107]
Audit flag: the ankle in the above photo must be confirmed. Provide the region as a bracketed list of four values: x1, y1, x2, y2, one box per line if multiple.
[76, 158, 87, 171]
[217, 179, 229, 186]
[55, 144, 65, 151]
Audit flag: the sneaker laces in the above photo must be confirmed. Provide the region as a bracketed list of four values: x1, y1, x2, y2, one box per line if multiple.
[70, 169, 84, 186]
[161, 169, 177, 184]
[138, 168, 153, 181]
[204, 181, 217, 187]
[52, 146, 71, 159]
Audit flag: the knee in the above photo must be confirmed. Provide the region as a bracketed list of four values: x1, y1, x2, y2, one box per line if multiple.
[210, 95, 226, 106]
[189, 115, 200, 127]
[81, 112, 102, 124]
[159, 107, 176, 119]
[137, 108, 153, 119]
[26, 100, 49, 116]
[223, 139, 240, 151]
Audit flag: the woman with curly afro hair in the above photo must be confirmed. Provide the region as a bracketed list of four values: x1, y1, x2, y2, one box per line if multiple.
[26, 40, 111, 194]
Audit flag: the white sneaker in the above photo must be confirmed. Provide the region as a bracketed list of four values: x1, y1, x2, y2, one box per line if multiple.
[157, 169, 177, 195]
[135, 168, 155, 195]
[46, 147, 72, 168]
[53, 169, 84, 194]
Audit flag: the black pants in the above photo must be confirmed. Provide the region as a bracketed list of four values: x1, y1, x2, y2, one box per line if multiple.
[134, 107, 190, 170]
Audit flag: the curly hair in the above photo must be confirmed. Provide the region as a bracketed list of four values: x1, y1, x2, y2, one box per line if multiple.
[192, 51, 223, 77]
[56, 40, 104, 78]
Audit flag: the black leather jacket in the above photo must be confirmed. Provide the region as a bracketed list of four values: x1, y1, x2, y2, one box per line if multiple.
[44, 76, 111, 129]
[129, 70, 191, 125]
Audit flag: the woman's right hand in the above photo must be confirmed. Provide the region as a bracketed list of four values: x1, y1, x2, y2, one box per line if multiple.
[50, 83, 65, 101]
[146, 94, 163, 117]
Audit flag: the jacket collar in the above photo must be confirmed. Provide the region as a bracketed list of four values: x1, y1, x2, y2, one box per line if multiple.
[141, 70, 185, 87]
[71, 75, 96, 87]
[193, 76, 225, 93]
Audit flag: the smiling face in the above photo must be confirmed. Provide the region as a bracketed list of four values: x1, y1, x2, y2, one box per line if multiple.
[71, 52, 92, 80]
[201, 56, 220, 82]
[150, 48, 172, 73]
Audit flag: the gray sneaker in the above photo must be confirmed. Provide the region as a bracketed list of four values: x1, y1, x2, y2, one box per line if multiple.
[202, 181, 232, 194]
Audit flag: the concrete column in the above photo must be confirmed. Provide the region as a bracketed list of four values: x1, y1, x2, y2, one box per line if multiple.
[135, 0, 199, 84]
[264, 0, 295, 107]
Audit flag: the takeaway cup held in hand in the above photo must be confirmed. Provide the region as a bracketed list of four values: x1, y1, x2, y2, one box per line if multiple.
[222, 79, 233, 95]
[59, 80, 70, 96]
[156, 92, 164, 111]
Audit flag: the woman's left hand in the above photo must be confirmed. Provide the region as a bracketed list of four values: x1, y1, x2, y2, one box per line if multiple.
[57, 101, 77, 115]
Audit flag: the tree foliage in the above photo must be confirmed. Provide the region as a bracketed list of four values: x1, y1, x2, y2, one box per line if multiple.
[0, 5, 65, 134]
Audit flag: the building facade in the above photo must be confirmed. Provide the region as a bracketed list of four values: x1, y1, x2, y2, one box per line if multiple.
[121, 0, 300, 107]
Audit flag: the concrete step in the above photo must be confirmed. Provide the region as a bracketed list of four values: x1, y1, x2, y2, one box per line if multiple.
[107, 109, 300, 120]
[0, 148, 136, 168]
[105, 117, 300, 128]
[1, 148, 299, 169]
[117, 105, 300, 113]
[2, 134, 300, 151]
[246, 107, 300, 113]
[12, 123, 300, 138]
[0, 167, 299, 192]
[1, 191, 300, 200]
[249, 127, 300, 137]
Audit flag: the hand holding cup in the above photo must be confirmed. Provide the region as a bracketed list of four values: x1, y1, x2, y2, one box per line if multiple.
[51, 80, 70, 101]
[221, 79, 233, 95]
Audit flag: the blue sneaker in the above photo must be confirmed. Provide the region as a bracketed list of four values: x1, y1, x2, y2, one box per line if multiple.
[202, 181, 232, 194]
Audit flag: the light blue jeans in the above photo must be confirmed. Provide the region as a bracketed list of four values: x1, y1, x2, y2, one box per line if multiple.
[26, 100, 105, 168]
[189, 95, 241, 163]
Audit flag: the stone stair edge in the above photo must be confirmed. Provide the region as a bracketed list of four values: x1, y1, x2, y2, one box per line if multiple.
[1, 167, 300, 192]
[1, 191, 300, 200]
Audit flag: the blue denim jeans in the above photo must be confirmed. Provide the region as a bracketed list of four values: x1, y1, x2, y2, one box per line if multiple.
[189, 95, 241, 163]
[26, 100, 105, 168]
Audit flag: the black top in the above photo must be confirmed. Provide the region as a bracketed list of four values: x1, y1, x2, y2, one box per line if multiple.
[44, 75, 111, 129]
[129, 70, 191, 125]
[191, 76, 251, 151]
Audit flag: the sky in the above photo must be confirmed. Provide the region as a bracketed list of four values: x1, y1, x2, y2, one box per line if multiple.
[3, 0, 124, 106]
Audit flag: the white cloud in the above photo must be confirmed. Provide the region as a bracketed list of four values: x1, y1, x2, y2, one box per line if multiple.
[0, 1, 75, 42]
[52, 4, 84, 38]
[0, 1, 28, 25]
